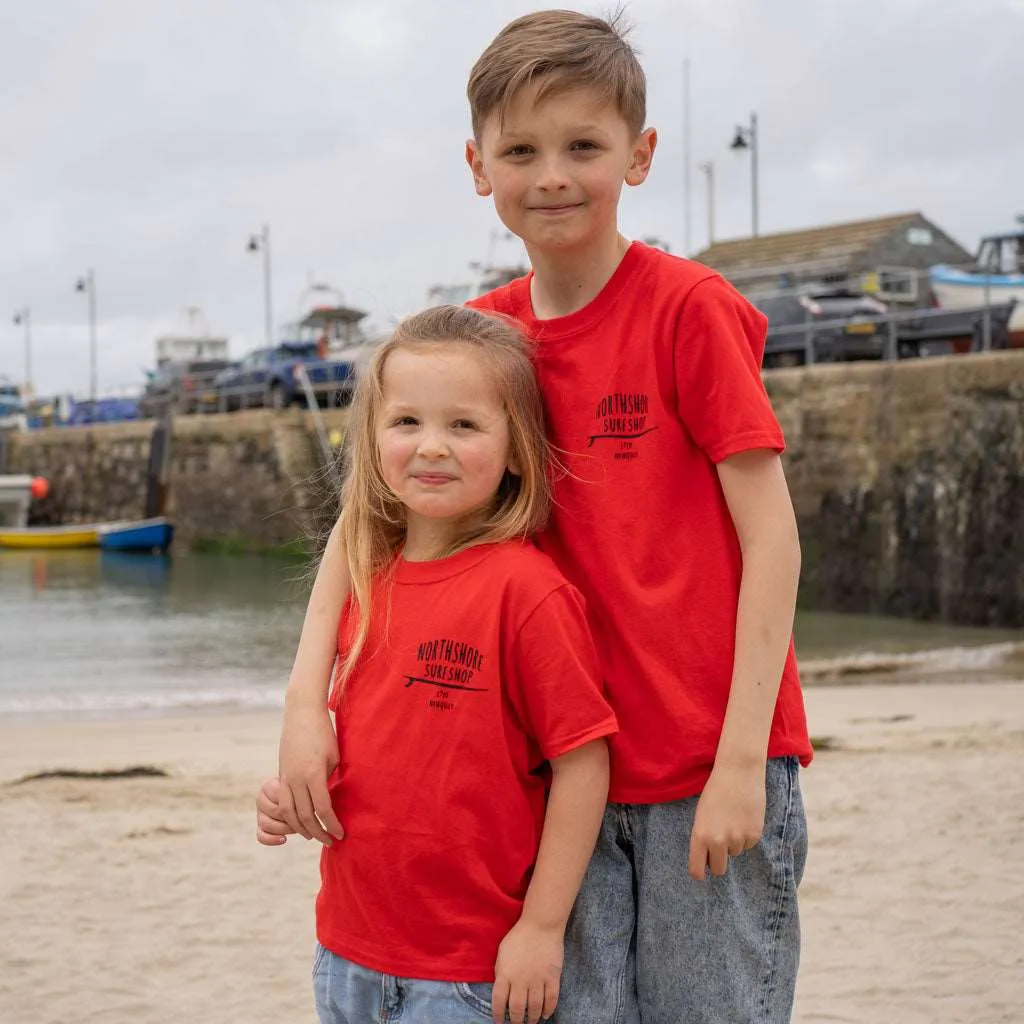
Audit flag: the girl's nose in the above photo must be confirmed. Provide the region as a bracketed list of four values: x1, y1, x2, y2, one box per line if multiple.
[417, 430, 449, 458]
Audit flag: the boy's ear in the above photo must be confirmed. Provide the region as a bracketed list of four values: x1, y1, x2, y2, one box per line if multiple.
[625, 127, 658, 187]
[465, 140, 493, 197]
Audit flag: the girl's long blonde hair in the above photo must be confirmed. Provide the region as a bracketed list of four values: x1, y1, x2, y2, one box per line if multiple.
[336, 304, 551, 685]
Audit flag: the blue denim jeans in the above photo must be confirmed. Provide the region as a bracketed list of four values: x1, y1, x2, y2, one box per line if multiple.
[312, 944, 496, 1023]
[558, 757, 808, 1024]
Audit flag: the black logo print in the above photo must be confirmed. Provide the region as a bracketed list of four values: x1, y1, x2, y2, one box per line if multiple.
[588, 392, 659, 460]
[405, 637, 489, 712]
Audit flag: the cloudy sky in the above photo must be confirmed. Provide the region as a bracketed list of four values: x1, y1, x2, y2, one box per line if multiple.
[2, 0, 1021, 396]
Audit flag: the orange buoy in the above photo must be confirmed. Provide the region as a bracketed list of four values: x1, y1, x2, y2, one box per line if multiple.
[30, 476, 49, 500]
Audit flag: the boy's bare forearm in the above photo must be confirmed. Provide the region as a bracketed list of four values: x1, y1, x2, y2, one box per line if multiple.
[519, 740, 609, 932]
[717, 519, 801, 767]
[284, 517, 351, 709]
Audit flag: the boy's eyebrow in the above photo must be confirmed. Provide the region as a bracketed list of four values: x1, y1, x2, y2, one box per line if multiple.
[497, 121, 611, 139]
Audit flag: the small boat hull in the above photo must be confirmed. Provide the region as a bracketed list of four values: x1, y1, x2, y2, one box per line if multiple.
[930, 265, 1024, 334]
[0, 525, 100, 549]
[98, 518, 174, 554]
[0, 517, 174, 553]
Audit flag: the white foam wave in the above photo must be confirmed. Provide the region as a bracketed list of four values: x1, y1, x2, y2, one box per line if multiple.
[0, 686, 285, 719]
[801, 641, 1024, 681]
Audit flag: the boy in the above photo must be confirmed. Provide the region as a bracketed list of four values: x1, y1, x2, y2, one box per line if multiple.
[262, 10, 811, 1023]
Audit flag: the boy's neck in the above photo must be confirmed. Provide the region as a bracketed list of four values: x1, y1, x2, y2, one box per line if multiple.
[527, 231, 632, 320]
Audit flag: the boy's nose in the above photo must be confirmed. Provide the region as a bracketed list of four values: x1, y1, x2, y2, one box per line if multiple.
[534, 158, 571, 191]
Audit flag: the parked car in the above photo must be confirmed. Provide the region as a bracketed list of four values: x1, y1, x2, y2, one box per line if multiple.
[205, 342, 357, 412]
[139, 358, 234, 418]
[757, 291, 890, 367]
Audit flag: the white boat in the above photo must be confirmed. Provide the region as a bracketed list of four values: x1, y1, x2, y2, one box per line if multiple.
[930, 227, 1024, 337]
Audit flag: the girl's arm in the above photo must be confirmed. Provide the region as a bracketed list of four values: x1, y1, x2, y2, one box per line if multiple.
[491, 739, 609, 1024]
[689, 448, 801, 880]
[276, 515, 350, 844]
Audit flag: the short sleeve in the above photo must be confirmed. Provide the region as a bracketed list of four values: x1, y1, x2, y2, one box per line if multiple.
[675, 275, 785, 463]
[505, 585, 618, 762]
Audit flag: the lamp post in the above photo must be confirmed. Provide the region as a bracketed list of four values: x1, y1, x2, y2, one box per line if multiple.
[698, 161, 716, 246]
[12, 306, 32, 398]
[248, 224, 273, 346]
[75, 270, 97, 404]
[730, 112, 759, 238]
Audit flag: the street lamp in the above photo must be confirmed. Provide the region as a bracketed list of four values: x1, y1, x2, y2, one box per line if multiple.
[698, 161, 716, 246]
[12, 306, 32, 398]
[730, 111, 759, 238]
[75, 270, 97, 404]
[247, 224, 273, 346]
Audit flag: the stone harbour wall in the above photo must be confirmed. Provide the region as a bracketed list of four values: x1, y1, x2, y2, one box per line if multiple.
[2, 409, 348, 552]
[766, 350, 1024, 626]
[3, 352, 1023, 625]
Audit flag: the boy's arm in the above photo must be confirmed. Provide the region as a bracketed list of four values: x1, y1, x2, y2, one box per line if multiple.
[689, 449, 801, 881]
[276, 515, 349, 844]
[491, 739, 609, 1024]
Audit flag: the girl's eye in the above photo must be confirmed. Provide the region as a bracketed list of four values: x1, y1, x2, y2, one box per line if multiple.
[392, 416, 418, 427]
[452, 419, 477, 431]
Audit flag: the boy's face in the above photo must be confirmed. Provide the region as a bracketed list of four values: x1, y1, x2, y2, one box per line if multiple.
[466, 82, 655, 256]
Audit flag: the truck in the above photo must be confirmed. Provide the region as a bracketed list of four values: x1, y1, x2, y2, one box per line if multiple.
[205, 342, 358, 412]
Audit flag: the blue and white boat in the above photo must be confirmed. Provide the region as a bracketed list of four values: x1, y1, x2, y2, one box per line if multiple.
[931, 227, 1024, 338]
[97, 517, 174, 554]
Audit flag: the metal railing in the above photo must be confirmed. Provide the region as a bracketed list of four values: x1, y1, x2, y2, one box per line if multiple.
[764, 300, 1017, 367]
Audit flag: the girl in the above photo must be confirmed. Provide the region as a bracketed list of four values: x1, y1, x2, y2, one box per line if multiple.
[257, 305, 615, 1024]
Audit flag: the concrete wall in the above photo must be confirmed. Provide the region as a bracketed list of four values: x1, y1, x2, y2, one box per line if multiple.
[3, 353, 1023, 625]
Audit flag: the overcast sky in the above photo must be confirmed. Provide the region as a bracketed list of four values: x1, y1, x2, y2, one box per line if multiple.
[2, 0, 1021, 396]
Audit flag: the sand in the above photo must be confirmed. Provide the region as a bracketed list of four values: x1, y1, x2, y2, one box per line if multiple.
[1, 682, 1022, 1024]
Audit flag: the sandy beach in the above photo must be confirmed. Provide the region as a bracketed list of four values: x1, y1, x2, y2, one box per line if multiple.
[1, 681, 1022, 1024]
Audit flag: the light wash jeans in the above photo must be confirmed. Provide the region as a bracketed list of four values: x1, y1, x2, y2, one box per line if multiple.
[312, 944, 496, 1023]
[557, 757, 808, 1024]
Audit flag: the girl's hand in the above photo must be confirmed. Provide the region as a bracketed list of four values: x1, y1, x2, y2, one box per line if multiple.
[688, 760, 766, 880]
[492, 919, 563, 1024]
[276, 701, 344, 844]
[255, 777, 294, 845]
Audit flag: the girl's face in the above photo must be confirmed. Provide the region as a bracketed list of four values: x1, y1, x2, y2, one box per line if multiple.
[376, 344, 517, 557]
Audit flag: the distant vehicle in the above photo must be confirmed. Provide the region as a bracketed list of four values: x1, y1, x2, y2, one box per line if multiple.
[206, 342, 357, 412]
[0, 378, 23, 420]
[758, 289, 1017, 367]
[138, 358, 234, 418]
[757, 291, 890, 367]
[67, 397, 140, 426]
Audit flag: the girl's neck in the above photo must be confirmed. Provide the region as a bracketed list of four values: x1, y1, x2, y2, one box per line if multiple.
[402, 514, 482, 563]
[527, 230, 630, 320]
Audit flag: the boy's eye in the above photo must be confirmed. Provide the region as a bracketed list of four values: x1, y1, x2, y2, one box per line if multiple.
[503, 144, 533, 157]
[571, 139, 599, 152]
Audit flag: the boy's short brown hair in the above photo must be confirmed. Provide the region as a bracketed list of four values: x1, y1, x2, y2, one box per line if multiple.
[467, 9, 646, 139]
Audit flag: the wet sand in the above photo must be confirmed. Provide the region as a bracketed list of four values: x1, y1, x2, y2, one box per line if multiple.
[1, 681, 1022, 1023]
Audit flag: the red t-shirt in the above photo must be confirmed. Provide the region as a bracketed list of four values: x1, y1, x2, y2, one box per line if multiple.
[470, 242, 813, 803]
[316, 541, 617, 982]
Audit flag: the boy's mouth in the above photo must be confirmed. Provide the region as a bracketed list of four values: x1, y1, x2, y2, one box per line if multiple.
[530, 202, 583, 215]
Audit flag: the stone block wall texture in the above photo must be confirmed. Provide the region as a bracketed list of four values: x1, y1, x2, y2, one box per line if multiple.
[3, 354, 1022, 625]
[766, 350, 1024, 626]
[3, 409, 345, 551]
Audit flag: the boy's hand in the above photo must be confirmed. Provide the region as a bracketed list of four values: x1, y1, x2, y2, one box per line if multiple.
[688, 761, 766, 880]
[277, 701, 344, 844]
[256, 777, 296, 846]
[492, 919, 563, 1024]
